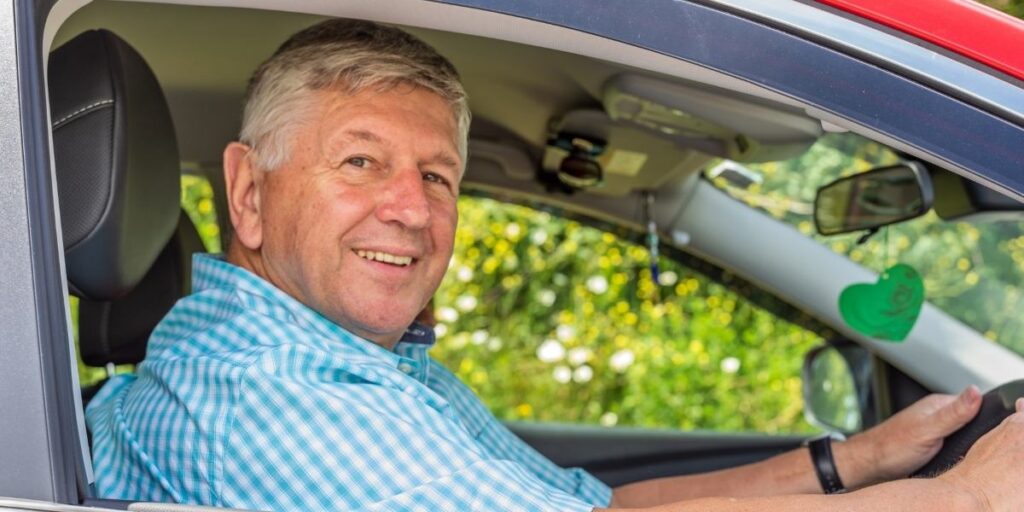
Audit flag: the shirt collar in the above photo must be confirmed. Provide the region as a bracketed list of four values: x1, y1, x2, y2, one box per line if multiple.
[399, 322, 436, 346]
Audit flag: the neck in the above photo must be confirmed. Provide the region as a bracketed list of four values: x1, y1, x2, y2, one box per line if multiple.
[225, 242, 405, 350]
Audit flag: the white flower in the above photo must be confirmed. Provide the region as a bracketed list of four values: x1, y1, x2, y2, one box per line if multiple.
[456, 295, 478, 312]
[553, 365, 572, 383]
[600, 412, 618, 427]
[433, 323, 449, 339]
[573, 365, 594, 383]
[437, 307, 459, 323]
[658, 270, 679, 286]
[567, 347, 592, 366]
[471, 330, 489, 345]
[487, 337, 503, 351]
[537, 289, 556, 307]
[609, 349, 635, 372]
[537, 339, 565, 363]
[586, 275, 609, 294]
[531, 230, 548, 245]
[456, 266, 474, 282]
[720, 356, 741, 374]
[556, 324, 575, 342]
[505, 223, 521, 238]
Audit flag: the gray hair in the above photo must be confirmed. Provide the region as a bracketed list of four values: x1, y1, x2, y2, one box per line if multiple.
[239, 19, 470, 172]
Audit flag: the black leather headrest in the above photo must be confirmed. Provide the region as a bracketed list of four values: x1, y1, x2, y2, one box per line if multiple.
[79, 211, 205, 366]
[50, 29, 180, 300]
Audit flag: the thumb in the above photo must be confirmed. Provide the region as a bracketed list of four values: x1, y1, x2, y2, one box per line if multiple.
[932, 386, 982, 434]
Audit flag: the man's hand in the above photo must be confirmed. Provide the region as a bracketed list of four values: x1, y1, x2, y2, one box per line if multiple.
[938, 398, 1024, 512]
[838, 386, 982, 487]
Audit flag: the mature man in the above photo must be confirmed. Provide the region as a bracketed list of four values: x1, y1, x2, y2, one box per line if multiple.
[87, 18, 1024, 512]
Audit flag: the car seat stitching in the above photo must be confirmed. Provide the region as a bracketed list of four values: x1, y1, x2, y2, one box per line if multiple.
[52, 99, 115, 129]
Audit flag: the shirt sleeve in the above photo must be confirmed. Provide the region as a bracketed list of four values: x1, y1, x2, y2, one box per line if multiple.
[218, 349, 603, 512]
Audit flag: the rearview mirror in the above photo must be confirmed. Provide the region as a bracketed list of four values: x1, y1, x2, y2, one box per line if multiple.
[814, 163, 933, 236]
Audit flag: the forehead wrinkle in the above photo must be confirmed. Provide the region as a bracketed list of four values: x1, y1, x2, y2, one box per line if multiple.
[341, 129, 387, 146]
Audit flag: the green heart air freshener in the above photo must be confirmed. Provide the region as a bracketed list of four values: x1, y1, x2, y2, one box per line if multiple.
[839, 263, 924, 342]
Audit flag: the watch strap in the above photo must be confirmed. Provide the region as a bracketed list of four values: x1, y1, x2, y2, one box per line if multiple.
[807, 435, 846, 494]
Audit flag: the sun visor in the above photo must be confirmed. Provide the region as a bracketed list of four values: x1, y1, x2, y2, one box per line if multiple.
[603, 74, 821, 163]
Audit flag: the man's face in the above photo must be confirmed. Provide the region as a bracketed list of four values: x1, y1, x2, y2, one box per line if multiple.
[248, 86, 461, 346]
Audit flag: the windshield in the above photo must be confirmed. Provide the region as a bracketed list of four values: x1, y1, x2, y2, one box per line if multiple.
[708, 132, 1024, 357]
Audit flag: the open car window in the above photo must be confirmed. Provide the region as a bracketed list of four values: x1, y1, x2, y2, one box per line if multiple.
[707, 132, 1024, 357]
[431, 195, 828, 434]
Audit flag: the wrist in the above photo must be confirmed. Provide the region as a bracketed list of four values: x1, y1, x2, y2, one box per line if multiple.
[937, 473, 994, 512]
[830, 433, 882, 490]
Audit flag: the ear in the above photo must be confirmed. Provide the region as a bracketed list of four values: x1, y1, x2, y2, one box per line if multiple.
[223, 142, 263, 250]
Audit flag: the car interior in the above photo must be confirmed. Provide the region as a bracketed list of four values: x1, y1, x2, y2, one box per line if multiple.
[38, 0, 1024, 507]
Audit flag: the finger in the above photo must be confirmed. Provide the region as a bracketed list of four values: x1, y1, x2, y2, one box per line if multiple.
[1017, 397, 1024, 413]
[933, 386, 982, 432]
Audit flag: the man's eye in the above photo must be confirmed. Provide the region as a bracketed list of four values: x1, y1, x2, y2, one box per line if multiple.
[347, 156, 369, 168]
[423, 172, 451, 187]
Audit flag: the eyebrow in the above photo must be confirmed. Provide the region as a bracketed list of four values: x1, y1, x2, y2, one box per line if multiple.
[343, 129, 385, 145]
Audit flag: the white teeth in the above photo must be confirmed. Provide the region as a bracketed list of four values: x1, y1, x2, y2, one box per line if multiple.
[356, 250, 413, 266]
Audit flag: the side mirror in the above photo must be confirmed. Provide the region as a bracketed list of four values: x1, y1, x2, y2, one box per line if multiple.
[802, 341, 872, 434]
[814, 162, 934, 236]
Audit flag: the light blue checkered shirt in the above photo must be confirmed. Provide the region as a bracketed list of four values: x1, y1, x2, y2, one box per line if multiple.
[86, 254, 612, 511]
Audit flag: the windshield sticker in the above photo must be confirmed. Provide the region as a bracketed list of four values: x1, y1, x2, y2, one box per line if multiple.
[839, 263, 924, 342]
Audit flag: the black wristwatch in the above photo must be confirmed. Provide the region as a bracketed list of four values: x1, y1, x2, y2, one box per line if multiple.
[804, 432, 846, 494]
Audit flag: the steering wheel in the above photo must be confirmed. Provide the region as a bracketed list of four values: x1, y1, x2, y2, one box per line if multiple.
[911, 379, 1024, 478]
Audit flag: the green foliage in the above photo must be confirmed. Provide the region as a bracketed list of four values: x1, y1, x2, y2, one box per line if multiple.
[181, 174, 222, 253]
[979, 0, 1024, 17]
[431, 197, 821, 433]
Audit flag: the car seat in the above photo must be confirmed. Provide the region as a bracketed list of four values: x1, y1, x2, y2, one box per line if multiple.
[48, 29, 203, 400]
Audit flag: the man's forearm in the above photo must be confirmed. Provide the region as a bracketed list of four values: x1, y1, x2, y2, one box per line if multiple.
[610, 437, 877, 507]
[602, 476, 982, 512]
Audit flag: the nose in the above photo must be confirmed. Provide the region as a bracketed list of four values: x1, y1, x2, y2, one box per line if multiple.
[376, 168, 431, 229]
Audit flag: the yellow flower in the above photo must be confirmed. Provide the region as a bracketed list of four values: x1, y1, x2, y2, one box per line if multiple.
[515, 403, 534, 417]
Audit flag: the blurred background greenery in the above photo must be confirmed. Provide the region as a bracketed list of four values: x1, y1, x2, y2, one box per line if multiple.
[980, 0, 1024, 16]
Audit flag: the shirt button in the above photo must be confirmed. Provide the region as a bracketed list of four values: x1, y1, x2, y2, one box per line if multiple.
[398, 363, 414, 374]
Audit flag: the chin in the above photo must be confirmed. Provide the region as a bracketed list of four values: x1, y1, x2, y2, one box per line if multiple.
[351, 310, 418, 339]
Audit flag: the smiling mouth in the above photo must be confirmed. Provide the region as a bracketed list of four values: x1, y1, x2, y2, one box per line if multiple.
[355, 249, 415, 267]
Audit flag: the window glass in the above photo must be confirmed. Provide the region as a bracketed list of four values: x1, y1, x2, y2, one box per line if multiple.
[432, 195, 822, 434]
[708, 133, 1024, 356]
